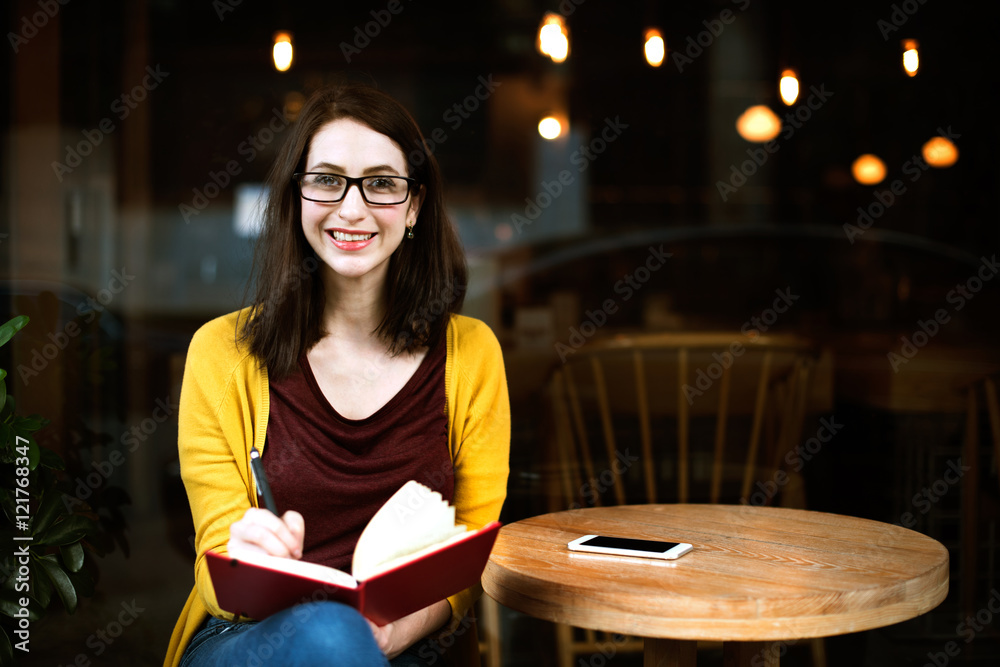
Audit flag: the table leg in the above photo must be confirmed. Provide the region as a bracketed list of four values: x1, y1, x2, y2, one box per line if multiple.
[643, 638, 697, 666]
[724, 641, 779, 666]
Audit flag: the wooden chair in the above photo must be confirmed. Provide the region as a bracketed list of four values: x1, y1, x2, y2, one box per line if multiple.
[961, 373, 1000, 619]
[545, 332, 826, 667]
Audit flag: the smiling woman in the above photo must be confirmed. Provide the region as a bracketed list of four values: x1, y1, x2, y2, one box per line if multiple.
[164, 82, 510, 667]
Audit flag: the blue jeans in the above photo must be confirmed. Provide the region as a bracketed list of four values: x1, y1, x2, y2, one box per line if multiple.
[179, 602, 436, 667]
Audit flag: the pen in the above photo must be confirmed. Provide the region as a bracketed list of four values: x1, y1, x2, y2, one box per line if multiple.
[249, 446, 279, 515]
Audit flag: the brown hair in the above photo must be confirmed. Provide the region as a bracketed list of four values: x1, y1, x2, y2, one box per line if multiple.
[240, 82, 468, 378]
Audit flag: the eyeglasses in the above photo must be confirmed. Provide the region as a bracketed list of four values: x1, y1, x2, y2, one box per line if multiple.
[292, 172, 419, 205]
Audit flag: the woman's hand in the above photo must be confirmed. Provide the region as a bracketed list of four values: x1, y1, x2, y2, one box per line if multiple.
[367, 599, 451, 660]
[227, 508, 305, 559]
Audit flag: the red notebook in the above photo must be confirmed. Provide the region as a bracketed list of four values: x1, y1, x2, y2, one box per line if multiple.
[205, 481, 501, 626]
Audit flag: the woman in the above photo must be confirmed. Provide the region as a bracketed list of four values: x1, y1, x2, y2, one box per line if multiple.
[164, 82, 510, 666]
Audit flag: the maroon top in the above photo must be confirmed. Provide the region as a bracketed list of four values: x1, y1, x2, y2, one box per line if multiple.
[262, 337, 451, 574]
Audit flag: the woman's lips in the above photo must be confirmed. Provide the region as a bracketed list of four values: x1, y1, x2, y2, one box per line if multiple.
[327, 229, 377, 250]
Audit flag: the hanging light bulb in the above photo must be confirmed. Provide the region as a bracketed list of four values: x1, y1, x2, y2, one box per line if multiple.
[852, 154, 887, 185]
[735, 105, 782, 142]
[779, 69, 799, 106]
[922, 136, 959, 168]
[902, 39, 919, 77]
[538, 116, 563, 140]
[537, 13, 569, 63]
[644, 28, 665, 67]
[273, 31, 293, 72]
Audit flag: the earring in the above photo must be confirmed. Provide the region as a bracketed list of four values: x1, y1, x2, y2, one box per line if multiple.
[407, 225, 414, 239]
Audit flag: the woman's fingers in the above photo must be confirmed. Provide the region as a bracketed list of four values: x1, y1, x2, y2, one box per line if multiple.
[282, 510, 305, 553]
[229, 508, 304, 559]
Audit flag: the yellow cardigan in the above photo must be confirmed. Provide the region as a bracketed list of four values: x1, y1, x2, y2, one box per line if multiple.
[163, 309, 510, 667]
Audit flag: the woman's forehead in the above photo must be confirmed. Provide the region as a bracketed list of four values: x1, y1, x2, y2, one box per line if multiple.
[306, 118, 407, 172]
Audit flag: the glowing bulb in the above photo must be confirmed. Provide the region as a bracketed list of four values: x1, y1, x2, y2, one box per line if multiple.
[644, 29, 665, 67]
[852, 154, 887, 185]
[538, 116, 563, 140]
[537, 13, 569, 63]
[273, 32, 293, 72]
[779, 69, 799, 106]
[902, 39, 919, 77]
[922, 136, 959, 168]
[735, 105, 781, 142]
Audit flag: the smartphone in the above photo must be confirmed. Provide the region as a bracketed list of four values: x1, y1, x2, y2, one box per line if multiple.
[567, 534, 693, 560]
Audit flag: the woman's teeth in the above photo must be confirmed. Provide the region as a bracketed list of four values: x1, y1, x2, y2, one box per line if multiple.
[331, 231, 375, 242]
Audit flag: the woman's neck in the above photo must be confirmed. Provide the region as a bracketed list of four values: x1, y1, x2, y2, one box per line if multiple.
[319, 269, 388, 346]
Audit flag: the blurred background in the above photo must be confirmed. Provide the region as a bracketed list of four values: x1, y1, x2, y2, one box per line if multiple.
[2, 0, 999, 664]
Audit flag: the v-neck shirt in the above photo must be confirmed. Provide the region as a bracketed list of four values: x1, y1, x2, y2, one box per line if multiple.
[261, 335, 451, 574]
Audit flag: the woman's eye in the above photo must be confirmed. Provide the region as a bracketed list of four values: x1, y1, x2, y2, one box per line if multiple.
[367, 177, 397, 191]
[312, 174, 342, 187]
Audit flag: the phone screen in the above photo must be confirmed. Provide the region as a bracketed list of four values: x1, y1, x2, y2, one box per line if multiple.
[579, 536, 680, 553]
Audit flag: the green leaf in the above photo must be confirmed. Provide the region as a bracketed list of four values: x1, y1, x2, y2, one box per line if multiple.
[35, 555, 77, 614]
[0, 423, 12, 452]
[0, 378, 6, 417]
[13, 416, 44, 433]
[0, 315, 29, 349]
[31, 485, 67, 536]
[59, 543, 85, 573]
[0, 588, 43, 621]
[0, 394, 14, 422]
[67, 567, 95, 599]
[38, 445, 65, 471]
[36, 514, 94, 546]
[29, 562, 52, 608]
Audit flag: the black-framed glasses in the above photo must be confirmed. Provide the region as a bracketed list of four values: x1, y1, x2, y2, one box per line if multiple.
[292, 172, 418, 205]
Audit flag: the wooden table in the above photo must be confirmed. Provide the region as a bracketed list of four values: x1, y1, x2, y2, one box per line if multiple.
[483, 504, 949, 666]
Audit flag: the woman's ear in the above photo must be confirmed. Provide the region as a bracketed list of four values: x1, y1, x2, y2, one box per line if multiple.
[407, 185, 426, 227]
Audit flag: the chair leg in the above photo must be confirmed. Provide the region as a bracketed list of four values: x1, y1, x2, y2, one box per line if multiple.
[810, 637, 826, 667]
[556, 623, 575, 667]
[478, 596, 502, 667]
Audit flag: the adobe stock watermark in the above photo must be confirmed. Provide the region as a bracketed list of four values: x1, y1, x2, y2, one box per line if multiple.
[408, 75, 502, 166]
[513, 116, 629, 235]
[51, 65, 170, 182]
[213, 0, 243, 21]
[55, 599, 146, 666]
[17, 268, 136, 385]
[682, 287, 800, 405]
[741, 416, 844, 509]
[63, 393, 178, 512]
[877, 0, 930, 40]
[555, 244, 671, 362]
[887, 254, 998, 372]
[716, 84, 834, 202]
[878, 457, 971, 547]
[8, 0, 70, 53]
[339, 0, 412, 63]
[843, 127, 961, 244]
[671, 0, 752, 73]
[179, 107, 290, 223]
[565, 449, 641, 510]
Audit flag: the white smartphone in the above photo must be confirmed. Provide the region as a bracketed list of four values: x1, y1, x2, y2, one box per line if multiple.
[567, 534, 693, 560]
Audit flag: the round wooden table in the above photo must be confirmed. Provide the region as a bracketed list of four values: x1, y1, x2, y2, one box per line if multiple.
[482, 504, 949, 666]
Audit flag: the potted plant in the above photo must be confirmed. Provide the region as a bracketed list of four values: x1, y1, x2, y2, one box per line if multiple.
[0, 315, 127, 663]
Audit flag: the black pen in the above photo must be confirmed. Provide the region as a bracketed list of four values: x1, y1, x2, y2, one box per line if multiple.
[249, 446, 278, 515]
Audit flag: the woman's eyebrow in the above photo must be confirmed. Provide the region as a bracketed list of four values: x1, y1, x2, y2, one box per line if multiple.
[308, 161, 402, 175]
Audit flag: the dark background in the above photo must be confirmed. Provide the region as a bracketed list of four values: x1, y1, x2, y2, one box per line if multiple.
[3, 0, 999, 665]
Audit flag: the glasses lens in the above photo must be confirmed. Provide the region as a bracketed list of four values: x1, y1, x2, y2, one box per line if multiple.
[362, 176, 409, 204]
[300, 174, 345, 202]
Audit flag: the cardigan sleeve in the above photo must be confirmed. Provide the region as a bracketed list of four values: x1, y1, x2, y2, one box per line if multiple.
[178, 310, 264, 620]
[443, 315, 511, 630]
